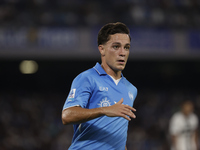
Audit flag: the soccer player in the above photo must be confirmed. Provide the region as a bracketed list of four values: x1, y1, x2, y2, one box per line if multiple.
[169, 100, 199, 150]
[62, 22, 137, 150]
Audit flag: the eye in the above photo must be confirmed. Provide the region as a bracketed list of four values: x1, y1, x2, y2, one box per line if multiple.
[124, 46, 130, 50]
[113, 45, 119, 49]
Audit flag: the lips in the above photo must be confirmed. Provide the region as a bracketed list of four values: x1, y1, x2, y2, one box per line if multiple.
[117, 60, 125, 64]
[117, 60, 125, 62]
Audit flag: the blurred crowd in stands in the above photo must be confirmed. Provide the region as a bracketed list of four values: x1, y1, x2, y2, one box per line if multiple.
[0, 91, 73, 150]
[0, 0, 200, 28]
[0, 88, 199, 150]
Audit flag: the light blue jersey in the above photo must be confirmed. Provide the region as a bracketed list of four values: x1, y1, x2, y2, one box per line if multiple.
[63, 62, 137, 150]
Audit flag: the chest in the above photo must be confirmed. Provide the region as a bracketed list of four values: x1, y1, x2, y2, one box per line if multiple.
[88, 76, 135, 108]
[177, 115, 197, 132]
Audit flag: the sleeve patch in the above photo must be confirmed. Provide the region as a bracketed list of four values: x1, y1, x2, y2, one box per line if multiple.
[68, 89, 76, 98]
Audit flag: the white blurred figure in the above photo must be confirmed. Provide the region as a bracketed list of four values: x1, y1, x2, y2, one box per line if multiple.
[169, 100, 199, 150]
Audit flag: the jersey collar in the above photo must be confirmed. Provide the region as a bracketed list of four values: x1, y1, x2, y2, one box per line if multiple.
[93, 62, 107, 75]
[93, 62, 124, 77]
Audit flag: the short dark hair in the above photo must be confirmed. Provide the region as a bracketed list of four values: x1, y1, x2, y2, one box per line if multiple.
[97, 22, 131, 46]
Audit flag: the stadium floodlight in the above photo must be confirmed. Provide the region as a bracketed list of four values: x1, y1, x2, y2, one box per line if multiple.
[19, 60, 38, 74]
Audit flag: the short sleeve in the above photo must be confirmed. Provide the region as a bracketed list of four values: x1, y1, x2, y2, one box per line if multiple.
[169, 113, 182, 136]
[63, 73, 93, 110]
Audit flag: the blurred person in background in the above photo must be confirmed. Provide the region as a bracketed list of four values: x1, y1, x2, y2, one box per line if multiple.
[169, 100, 199, 150]
[61, 22, 137, 150]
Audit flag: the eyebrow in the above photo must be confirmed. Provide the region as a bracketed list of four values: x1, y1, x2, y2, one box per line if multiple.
[112, 42, 130, 46]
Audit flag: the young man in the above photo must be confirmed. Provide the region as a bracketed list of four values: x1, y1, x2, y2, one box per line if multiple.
[62, 22, 137, 150]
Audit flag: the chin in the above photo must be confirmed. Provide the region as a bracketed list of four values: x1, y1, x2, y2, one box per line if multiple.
[116, 66, 125, 71]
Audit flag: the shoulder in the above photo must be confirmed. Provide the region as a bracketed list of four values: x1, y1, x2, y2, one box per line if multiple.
[190, 113, 199, 122]
[171, 112, 182, 119]
[170, 112, 185, 124]
[169, 112, 182, 127]
[123, 77, 137, 92]
[72, 67, 97, 84]
[122, 77, 138, 100]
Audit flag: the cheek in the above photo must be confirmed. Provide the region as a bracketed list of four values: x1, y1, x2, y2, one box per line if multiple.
[107, 50, 116, 58]
[125, 51, 130, 59]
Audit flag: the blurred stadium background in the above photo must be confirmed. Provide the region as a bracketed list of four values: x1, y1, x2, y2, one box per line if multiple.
[0, 0, 200, 150]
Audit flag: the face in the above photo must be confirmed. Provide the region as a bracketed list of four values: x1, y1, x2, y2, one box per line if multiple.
[182, 101, 194, 116]
[99, 33, 130, 73]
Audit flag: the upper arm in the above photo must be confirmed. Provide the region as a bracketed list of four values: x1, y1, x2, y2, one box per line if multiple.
[62, 106, 82, 125]
[169, 114, 180, 135]
[63, 73, 93, 110]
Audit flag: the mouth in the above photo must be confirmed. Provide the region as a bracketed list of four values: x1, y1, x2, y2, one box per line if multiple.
[117, 60, 125, 64]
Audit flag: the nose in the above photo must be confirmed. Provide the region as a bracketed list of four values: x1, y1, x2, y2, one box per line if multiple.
[119, 48, 126, 57]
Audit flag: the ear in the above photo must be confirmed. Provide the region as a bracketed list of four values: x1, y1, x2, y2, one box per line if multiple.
[98, 45, 105, 56]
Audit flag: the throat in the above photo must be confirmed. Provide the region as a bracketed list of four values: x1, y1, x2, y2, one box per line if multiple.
[108, 75, 121, 85]
[101, 63, 121, 79]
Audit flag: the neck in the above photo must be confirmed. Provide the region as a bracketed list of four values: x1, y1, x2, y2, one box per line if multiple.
[101, 63, 121, 80]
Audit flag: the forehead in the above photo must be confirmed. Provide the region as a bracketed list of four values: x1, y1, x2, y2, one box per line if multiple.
[107, 33, 130, 44]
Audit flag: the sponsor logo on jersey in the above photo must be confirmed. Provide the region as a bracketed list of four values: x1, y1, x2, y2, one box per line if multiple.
[68, 89, 76, 99]
[98, 97, 111, 107]
[99, 86, 108, 91]
[128, 91, 134, 101]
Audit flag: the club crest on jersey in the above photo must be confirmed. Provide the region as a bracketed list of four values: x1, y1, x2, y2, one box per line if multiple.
[69, 89, 76, 99]
[98, 97, 111, 107]
[128, 91, 134, 101]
